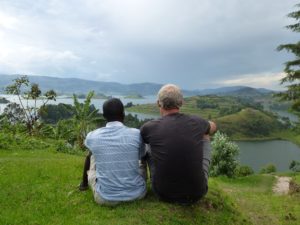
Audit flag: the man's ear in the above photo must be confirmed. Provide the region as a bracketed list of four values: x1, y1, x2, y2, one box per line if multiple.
[157, 100, 161, 107]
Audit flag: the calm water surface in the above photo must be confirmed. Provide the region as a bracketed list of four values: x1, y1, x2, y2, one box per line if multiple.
[236, 140, 300, 172]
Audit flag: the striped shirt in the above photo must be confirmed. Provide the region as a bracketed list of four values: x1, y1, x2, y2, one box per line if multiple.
[85, 121, 146, 201]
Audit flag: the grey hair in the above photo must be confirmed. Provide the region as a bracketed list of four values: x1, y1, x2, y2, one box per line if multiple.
[157, 84, 183, 110]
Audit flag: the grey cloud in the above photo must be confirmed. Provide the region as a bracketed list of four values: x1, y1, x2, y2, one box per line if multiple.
[0, 0, 299, 89]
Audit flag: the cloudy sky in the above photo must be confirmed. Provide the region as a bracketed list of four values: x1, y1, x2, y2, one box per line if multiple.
[0, 0, 298, 90]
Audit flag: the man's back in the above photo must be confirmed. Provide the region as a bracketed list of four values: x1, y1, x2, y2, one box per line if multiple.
[141, 113, 209, 203]
[85, 121, 146, 201]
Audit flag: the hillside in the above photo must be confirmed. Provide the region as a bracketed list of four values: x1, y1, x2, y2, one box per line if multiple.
[126, 95, 263, 119]
[1, 145, 299, 225]
[216, 108, 283, 139]
[198, 86, 273, 97]
[219, 87, 273, 97]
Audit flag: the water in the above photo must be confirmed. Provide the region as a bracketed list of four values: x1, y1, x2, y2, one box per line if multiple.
[263, 102, 299, 123]
[236, 140, 300, 172]
[0, 94, 158, 119]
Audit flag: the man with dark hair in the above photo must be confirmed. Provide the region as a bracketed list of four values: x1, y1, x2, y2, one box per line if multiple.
[141, 84, 217, 204]
[79, 98, 146, 205]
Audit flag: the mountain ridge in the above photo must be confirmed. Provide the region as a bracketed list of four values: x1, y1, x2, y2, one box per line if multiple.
[0, 74, 274, 96]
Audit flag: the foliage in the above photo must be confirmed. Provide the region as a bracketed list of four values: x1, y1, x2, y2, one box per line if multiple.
[124, 113, 150, 128]
[40, 103, 75, 124]
[5, 75, 56, 134]
[210, 131, 240, 177]
[39, 119, 76, 142]
[289, 180, 300, 194]
[2, 102, 26, 124]
[0, 132, 52, 151]
[72, 91, 103, 149]
[234, 165, 254, 177]
[124, 102, 134, 108]
[277, 3, 300, 111]
[0, 115, 27, 135]
[289, 160, 300, 172]
[196, 99, 218, 109]
[259, 163, 277, 174]
[216, 108, 282, 138]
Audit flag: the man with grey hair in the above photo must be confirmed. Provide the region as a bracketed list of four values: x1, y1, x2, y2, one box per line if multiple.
[140, 84, 216, 204]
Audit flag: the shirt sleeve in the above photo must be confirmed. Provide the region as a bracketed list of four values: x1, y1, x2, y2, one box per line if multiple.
[138, 135, 146, 160]
[140, 123, 150, 144]
[196, 117, 210, 135]
[84, 132, 91, 150]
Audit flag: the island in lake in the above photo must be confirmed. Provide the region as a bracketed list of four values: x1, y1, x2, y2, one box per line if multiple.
[0, 97, 9, 104]
[124, 94, 144, 99]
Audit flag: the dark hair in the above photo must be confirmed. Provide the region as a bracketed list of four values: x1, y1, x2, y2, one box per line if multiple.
[102, 98, 125, 122]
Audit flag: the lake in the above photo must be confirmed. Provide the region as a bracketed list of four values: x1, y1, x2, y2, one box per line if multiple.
[236, 140, 300, 172]
[0, 94, 158, 119]
[1, 94, 300, 173]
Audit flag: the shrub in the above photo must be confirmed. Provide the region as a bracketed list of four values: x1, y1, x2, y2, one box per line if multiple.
[259, 163, 277, 174]
[289, 180, 300, 194]
[234, 165, 254, 177]
[289, 160, 300, 172]
[210, 131, 240, 177]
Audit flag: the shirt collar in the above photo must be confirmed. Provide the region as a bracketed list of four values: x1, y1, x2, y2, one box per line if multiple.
[106, 121, 124, 127]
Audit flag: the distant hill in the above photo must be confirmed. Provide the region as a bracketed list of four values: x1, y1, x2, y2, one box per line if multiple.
[0, 74, 164, 95]
[216, 108, 282, 138]
[0, 74, 275, 96]
[218, 87, 274, 97]
[197, 86, 274, 97]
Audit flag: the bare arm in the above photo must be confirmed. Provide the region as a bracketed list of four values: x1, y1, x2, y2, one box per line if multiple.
[208, 121, 217, 135]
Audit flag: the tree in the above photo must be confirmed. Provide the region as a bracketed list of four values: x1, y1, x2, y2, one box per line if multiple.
[277, 3, 300, 111]
[5, 76, 57, 134]
[2, 103, 26, 124]
[210, 131, 240, 177]
[40, 103, 75, 124]
[289, 160, 300, 172]
[72, 91, 103, 149]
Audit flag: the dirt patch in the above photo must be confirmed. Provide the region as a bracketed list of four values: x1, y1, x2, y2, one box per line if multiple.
[273, 176, 292, 195]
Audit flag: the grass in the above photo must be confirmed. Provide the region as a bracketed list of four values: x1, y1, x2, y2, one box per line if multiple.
[273, 130, 300, 147]
[1, 131, 300, 225]
[217, 175, 300, 225]
[0, 149, 248, 225]
[1, 147, 300, 225]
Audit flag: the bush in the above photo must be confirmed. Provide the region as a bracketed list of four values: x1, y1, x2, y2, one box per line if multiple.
[235, 165, 254, 177]
[55, 140, 77, 154]
[260, 163, 277, 174]
[210, 131, 240, 177]
[289, 160, 300, 172]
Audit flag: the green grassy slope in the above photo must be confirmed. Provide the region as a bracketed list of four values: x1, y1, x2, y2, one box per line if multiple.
[216, 108, 281, 139]
[126, 95, 246, 119]
[218, 175, 300, 225]
[1, 149, 300, 225]
[0, 133, 299, 224]
[0, 150, 247, 225]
